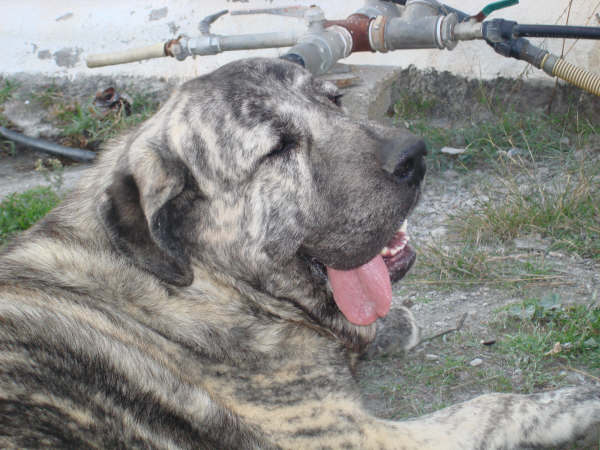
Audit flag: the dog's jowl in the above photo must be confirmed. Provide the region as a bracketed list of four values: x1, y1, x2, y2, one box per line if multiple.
[1, 58, 599, 449]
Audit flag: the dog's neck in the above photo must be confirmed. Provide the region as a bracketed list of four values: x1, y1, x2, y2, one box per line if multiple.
[199, 261, 378, 354]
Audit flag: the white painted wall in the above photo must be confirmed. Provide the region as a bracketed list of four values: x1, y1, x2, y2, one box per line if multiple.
[2, 0, 599, 81]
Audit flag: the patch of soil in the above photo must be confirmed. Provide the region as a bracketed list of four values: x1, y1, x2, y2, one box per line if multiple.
[355, 68, 600, 427]
[357, 165, 600, 418]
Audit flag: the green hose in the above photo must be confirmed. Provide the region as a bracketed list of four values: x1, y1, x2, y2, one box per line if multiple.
[481, 0, 519, 18]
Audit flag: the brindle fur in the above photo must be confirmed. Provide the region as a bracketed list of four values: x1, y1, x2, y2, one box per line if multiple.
[1, 59, 599, 449]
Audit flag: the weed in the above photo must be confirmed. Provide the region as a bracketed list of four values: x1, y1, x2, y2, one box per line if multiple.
[1, 140, 16, 156]
[52, 91, 159, 149]
[450, 153, 600, 260]
[393, 90, 437, 121]
[394, 91, 599, 174]
[35, 158, 64, 191]
[0, 187, 60, 245]
[0, 79, 19, 129]
[0, 79, 18, 104]
[30, 85, 63, 109]
[410, 242, 557, 287]
[493, 296, 600, 389]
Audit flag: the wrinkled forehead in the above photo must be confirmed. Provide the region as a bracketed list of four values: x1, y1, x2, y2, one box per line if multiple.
[182, 58, 338, 118]
[167, 59, 342, 187]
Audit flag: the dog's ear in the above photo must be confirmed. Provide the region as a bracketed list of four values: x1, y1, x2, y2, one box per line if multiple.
[98, 149, 198, 286]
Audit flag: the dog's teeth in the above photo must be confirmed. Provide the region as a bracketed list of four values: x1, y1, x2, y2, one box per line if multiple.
[399, 220, 408, 233]
[381, 247, 392, 257]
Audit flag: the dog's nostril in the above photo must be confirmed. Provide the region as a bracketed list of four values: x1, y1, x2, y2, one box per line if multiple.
[393, 157, 416, 180]
[391, 140, 426, 185]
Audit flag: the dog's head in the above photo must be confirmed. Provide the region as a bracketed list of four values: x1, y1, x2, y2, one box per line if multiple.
[98, 58, 425, 350]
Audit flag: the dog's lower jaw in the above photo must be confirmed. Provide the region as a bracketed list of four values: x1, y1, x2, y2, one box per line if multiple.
[254, 258, 378, 353]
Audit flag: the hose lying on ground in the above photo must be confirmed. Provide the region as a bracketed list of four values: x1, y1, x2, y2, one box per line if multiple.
[0, 126, 96, 162]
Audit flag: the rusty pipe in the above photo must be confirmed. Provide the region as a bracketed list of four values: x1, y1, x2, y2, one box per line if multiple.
[324, 14, 374, 52]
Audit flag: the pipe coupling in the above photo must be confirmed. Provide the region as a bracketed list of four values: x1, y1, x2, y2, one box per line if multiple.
[371, 11, 458, 51]
[289, 26, 353, 75]
[369, 15, 389, 52]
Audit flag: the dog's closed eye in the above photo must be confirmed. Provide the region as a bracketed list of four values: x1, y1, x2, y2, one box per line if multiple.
[266, 134, 296, 159]
[328, 93, 343, 107]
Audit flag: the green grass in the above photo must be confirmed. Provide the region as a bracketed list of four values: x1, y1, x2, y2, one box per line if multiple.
[493, 296, 600, 390]
[0, 79, 19, 129]
[362, 297, 599, 420]
[30, 84, 62, 109]
[53, 92, 159, 149]
[450, 154, 600, 260]
[0, 187, 60, 244]
[361, 333, 518, 420]
[392, 90, 438, 120]
[393, 91, 599, 173]
[0, 79, 18, 104]
[406, 242, 558, 288]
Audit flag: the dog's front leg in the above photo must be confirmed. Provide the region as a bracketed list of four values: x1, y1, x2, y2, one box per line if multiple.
[377, 386, 600, 449]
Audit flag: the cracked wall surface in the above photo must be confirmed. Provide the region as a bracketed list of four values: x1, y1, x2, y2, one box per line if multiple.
[1, 1, 599, 81]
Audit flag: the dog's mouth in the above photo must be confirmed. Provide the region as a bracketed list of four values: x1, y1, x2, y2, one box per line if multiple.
[307, 220, 416, 327]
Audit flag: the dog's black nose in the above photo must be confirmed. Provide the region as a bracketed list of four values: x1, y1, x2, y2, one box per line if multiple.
[378, 139, 427, 186]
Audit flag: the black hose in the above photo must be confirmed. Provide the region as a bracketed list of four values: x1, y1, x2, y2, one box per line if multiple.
[0, 126, 96, 162]
[515, 24, 600, 40]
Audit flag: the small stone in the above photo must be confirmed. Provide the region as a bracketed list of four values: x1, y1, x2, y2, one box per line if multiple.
[559, 136, 570, 146]
[56, 12, 74, 21]
[507, 147, 525, 157]
[514, 235, 548, 251]
[430, 226, 447, 238]
[452, 135, 466, 147]
[566, 372, 585, 384]
[425, 354, 439, 361]
[443, 169, 459, 179]
[480, 339, 496, 346]
[440, 146, 466, 155]
[470, 358, 483, 367]
[149, 7, 168, 21]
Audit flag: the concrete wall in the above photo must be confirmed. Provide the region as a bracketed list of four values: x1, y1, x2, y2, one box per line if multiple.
[2, 1, 599, 81]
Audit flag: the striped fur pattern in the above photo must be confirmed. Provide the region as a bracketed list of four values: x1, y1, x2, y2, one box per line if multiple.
[1, 58, 599, 448]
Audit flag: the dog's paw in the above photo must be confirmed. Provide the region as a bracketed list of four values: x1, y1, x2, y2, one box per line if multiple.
[364, 306, 420, 359]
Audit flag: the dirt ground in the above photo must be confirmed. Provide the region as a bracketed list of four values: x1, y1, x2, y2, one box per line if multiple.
[357, 163, 600, 419]
[355, 69, 600, 426]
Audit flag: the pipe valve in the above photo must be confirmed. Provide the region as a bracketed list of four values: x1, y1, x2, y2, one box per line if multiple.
[370, 0, 459, 51]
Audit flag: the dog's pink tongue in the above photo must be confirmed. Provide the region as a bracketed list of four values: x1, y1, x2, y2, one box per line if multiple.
[326, 255, 392, 326]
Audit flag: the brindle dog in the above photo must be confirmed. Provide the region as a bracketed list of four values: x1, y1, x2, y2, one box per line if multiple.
[1, 58, 599, 449]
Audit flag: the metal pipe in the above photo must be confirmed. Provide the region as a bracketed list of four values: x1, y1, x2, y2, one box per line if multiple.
[0, 126, 96, 162]
[356, 0, 401, 19]
[219, 32, 299, 51]
[87, 43, 166, 68]
[372, 0, 459, 51]
[282, 26, 353, 76]
[325, 14, 373, 52]
[182, 31, 300, 58]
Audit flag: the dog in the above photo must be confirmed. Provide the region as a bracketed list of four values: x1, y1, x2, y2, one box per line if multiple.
[1, 58, 599, 449]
